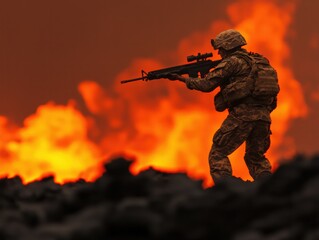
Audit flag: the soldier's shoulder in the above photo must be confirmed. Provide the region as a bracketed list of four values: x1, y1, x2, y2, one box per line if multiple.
[228, 55, 243, 62]
[221, 55, 246, 69]
[215, 56, 238, 68]
[249, 52, 270, 64]
[214, 60, 228, 70]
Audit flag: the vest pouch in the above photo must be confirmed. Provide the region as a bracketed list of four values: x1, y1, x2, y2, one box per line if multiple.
[252, 67, 280, 97]
[214, 91, 228, 112]
[249, 53, 280, 99]
[222, 77, 254, 105]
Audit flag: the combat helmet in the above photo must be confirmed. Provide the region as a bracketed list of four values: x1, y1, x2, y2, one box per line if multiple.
[211, 29, 247, 51]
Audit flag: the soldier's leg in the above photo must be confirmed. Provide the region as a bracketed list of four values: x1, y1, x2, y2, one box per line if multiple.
[244, 121, 272, 180]
[209, 115, 253, 183]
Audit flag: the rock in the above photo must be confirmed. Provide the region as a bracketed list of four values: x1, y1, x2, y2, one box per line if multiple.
[0, 155, 319, 239]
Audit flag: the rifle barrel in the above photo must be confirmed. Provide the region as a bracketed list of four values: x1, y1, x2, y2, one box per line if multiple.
[120, 76, 146, 84]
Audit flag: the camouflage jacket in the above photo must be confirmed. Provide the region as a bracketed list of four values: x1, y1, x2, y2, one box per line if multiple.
[185, 49, 276, 122]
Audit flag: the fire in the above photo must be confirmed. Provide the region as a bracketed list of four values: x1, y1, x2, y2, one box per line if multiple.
[0, 102, 103, 184]
[0, 0, 307, 186]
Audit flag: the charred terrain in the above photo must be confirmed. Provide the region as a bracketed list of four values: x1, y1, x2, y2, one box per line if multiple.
[1, 155, 319, 240]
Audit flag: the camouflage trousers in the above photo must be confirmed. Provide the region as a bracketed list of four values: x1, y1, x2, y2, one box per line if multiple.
[209, 114, 272, 183]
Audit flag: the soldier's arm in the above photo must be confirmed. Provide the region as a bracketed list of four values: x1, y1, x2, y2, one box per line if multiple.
[183, 74, 220, 92]
[169, 58, 236, 92]
[167, 73, 219, 92]
[185, 60, 236, 92]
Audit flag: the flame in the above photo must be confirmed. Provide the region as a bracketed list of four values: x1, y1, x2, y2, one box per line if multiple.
[0, 102, 103, 184]
[0, 0, 307, 186]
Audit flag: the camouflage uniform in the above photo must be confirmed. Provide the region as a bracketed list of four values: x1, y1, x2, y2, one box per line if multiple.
[184, 48, 274, 183]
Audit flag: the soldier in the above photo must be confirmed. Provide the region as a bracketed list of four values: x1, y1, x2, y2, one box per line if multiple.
[169, 29, 279, 183]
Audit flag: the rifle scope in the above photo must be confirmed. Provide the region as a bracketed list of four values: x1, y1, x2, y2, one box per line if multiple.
[187, 52, 213, 62]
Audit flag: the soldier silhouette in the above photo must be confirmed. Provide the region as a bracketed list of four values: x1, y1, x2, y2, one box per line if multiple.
[169, 29, 279, 183]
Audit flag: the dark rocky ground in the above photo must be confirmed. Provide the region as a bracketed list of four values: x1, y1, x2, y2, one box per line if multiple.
[1, 155, 319, 240]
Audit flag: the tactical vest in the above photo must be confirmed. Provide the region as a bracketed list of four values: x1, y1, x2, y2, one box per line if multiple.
[220, 52, 280, 108]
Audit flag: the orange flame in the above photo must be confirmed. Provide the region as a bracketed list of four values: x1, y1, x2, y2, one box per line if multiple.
[0, 102, 104, 184]
[0, 0, 307, 186]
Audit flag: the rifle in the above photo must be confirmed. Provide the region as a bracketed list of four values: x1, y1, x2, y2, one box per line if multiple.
[120, 52, 221, 84]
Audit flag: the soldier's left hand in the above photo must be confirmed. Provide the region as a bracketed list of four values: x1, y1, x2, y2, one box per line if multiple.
[167, 73, 181, 81]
